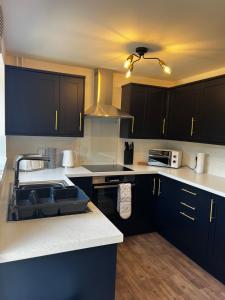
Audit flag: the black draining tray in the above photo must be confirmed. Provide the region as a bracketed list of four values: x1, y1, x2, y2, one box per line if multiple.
[8, 186, 90, 221]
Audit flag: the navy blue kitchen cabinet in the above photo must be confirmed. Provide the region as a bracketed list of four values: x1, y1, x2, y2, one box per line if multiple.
[154, 176, 180, 243]
[175, 183, 211, 266]
[120, 83, 167, 139]
[59, 75, 84, 137]
[0, 244, 117, 300]
[130, 174, 156, 235]
[5, 65, 85, 137]
[69, 176, 93, 198]
[166, 83, 202, 141]
[208, 194, 225, 284]
[5, 66, 60, 136]
[155, 176, 212, 267]
[195, 77, 225, 145]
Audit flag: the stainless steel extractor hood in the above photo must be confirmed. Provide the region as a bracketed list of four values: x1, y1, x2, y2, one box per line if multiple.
[85, 68, 132, 118]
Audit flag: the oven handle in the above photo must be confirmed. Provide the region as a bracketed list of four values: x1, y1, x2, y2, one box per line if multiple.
[93, 183, 135, 190]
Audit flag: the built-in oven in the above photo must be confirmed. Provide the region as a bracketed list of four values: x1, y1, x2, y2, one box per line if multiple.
[92, 175, 136, 234]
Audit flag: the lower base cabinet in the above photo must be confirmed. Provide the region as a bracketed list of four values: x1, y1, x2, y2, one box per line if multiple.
[208, 195, 225, 284]
[0, 244, 117, 300]
[155, 176, 225, 286]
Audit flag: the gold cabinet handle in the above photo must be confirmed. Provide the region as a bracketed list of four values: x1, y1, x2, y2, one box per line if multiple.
[181, 188, 197, 196]
[79, 112, 82, 131]
[180, 202, 196, 210]
[210, 199, 214, 223]
[180, 211, 195, 222]
[131, 116, 135, 134]
[158, 179, 161, 196]
[55, 110, 58, 131]
[152, 178, 156, 195]
[191, 117, 195, 136]
[162, 117, 166, 135]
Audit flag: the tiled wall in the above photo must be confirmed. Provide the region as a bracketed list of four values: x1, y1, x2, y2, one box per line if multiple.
[6, 122, 225, 178]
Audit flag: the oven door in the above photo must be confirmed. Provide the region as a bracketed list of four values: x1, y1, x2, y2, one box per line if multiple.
[93, 184, 120, 218]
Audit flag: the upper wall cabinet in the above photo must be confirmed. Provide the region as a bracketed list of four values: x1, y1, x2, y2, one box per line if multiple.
[166, 83, 202, 141]
[195, 77, 225, 145]
[5, 66, 85, 137]
[120, 83, 167, 139]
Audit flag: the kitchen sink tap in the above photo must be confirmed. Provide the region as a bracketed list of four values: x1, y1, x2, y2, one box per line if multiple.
[14, 155, 50, 188]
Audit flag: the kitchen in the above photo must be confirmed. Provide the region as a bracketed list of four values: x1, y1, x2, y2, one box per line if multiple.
[1, 0, 225, 299]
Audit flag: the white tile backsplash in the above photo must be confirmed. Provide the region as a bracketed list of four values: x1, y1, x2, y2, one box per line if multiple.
[6, 121, 225, 178]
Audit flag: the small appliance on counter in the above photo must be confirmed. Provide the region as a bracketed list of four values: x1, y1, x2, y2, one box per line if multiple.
[195, 152, 206, 174]
[62, 150, 77, 168]
[124, 142, 134, 165]
[16, 154, 45, 171]
[148, 149, 182, 168]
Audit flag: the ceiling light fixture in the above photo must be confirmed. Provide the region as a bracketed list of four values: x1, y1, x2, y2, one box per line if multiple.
[124, 47, 171, 78]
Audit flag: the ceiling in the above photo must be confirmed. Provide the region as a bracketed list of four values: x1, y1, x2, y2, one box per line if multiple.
[2, 0, 225, 81]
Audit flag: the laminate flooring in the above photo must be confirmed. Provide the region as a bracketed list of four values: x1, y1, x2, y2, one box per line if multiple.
[116, 233, 225, 300]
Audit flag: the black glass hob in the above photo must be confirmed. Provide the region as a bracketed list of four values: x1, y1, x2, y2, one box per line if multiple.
[82, 164, 133, 172]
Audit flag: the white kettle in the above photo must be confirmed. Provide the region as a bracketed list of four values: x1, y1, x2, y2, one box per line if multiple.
[62, 150, 77, 168]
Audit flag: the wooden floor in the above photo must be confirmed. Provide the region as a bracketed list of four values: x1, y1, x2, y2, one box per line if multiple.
[115, 233, 225, 300]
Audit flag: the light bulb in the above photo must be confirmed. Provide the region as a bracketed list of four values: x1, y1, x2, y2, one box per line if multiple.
[126, 69, 132, 78]
[124, 59, 131, 69]
[159, 60, 171, 75]
[162, 65, 171, 75]
[124, 55, 133, 69]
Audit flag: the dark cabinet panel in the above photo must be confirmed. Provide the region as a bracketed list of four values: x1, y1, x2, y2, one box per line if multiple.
[120, 84, 147, 139]
[120, 83, 167, 139]
[131, 175, 156, 234]
[155, 176, 180, 242]
[167, 83, 202, 141]
[5, 67, 60, 136]
[5, 66, 85, 137]
[175, 184, 211, 265]
[208, 194, 225, 283]
[144, 87, 167, 138]
[156, 177, 211, 266]
[195, 77, 225, 144]
[59, 76, 84, 137]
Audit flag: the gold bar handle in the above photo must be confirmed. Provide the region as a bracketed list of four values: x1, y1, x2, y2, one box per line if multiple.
[152, 178, 156, 195]
[191, 117, 195, 136]
[180, 211, 195, 222]
[181, 188, 197, 196]
[131, 117, 135, 134]
[162, 117, 166, 135]
[180, 202, 196, 211]
[79, 112, 82, 131]
[158, 179, 161, 197]
[210, 199, 214, 223]
[55, 110, 58, 131]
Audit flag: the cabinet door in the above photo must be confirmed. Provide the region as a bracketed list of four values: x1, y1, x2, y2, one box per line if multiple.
[208, 195, 225, 283]
[59, 76, 84, 137]
[144, 87, 167, 138]
[176, 184, 211, 265]
[130, 85, 147, 138]
[131, 175, 156, 234]
[155, 176, 180, 243]
[5, 66, 59, 136]
[167, 84, 201, 141]
[195, 77, 225, 144]
[120, 84, 147, 139]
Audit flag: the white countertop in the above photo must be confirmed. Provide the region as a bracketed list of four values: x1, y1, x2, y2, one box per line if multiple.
[0, 168, 123, 263]
[18, 164, 225, 197]
[1, 164, 225, 264]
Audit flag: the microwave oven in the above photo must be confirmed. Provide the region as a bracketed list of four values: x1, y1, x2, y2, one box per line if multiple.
[148, 149, 182, 168]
